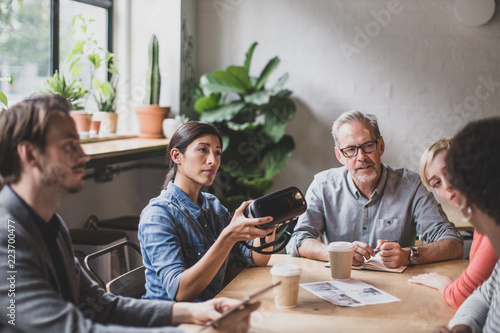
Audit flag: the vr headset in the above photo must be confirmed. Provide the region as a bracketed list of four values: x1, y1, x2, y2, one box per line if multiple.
[241, 186, 307, 254]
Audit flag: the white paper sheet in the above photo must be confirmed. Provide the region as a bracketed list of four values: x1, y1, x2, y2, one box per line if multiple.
[300, 278, 400, 307]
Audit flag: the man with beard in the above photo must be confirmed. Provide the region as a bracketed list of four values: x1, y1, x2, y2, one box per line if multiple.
[0, 94, 258, 332]
[287, 110, 463, 269]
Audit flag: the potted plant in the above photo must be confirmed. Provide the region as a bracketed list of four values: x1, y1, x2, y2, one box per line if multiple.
[68, 14, 120, 135]
[92, 73, 119, 134]
[135, 34, 170, 138]
[41, 71, 90, 132]
[191, 42, 296, 211]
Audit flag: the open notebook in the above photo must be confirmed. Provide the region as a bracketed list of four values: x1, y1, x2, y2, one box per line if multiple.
[326, 253, 407, 273]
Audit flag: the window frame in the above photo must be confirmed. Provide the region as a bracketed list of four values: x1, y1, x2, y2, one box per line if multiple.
[50, 0, 113, 76]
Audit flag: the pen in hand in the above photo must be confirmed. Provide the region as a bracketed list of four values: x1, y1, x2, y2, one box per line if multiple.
[374, 240, 398, 255]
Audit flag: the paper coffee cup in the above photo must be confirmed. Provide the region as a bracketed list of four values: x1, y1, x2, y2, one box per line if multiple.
[328, 241, 355, 280]
[270, 263, 302, 308]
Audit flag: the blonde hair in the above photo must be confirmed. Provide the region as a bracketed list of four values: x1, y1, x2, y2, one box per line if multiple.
[419, 138, 452, 191]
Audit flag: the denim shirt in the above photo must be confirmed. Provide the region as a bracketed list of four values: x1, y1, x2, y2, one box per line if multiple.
[139, 181, 254, 302]
[287, 164, 463, 256]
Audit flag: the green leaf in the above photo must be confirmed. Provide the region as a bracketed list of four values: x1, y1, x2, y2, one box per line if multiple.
[244, 90, 271, 105]
[221, 134, 230, 152]
[244, 42, 258, 71]
[202, 73, 247, 94]
[92, 78, 102, 90]
[191, 85, 205, 102]
[68, 41, 85, 60]
[255, 56, 280, 91]
[227, 66, 252, 90]
[194, 94, 220, 114]
[8, 75, 13, 85]
[72, 14, 82, 26]
[0, 92, 8, 107]
[68, 58, 80, 73]
[270, 73, 289, 93]
[100, 81, 113, 98]
[226, 120, 260, 132]
[108, 64, 119, 75]
[236, 177, 273, 197]
[87, 54, 101, 69]
[71, 65, 83, 78]
[219, 194, 248, 213]
[200, 102, 245, 123]
[212, 70, 248, 94]
[264, 135, 295, 179]
[263, 96, 296, 142]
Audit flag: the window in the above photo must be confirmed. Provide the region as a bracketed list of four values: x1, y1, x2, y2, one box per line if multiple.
[0, 0, 112, 106]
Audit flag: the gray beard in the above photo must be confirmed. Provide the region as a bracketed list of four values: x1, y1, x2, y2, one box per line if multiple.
[353, 166, 379, 183]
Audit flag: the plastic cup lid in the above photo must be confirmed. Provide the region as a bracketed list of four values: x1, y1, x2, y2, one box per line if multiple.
[328, 241, 355, 252]
[270, 263, 302, 276]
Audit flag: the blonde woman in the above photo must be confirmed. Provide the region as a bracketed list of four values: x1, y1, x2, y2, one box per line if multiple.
[409, 138, 497, 309]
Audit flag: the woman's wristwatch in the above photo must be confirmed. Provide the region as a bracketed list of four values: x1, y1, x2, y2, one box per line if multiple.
[408, 247, 420, 266]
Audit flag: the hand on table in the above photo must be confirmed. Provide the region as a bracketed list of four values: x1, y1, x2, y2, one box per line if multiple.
[352, 241, 375, 266]
[376, 240, 409, 268]
[408, 272, 453, 292]
[352, 240, 408, 268]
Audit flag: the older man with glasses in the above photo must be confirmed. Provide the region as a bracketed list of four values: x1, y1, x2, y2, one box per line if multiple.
[287, 110, 463, 269]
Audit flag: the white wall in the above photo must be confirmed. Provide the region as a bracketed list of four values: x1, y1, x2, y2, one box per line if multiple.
[194, 0, 500, 194]
[115, 0, 182, 133]
[60, 0, 500, 227]
[59, 0, 182, 228]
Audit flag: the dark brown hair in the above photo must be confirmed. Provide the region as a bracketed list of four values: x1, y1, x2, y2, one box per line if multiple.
[162, 121, 223, 189]
[0, 94, 72, 187]
[446, 117, 500, 225]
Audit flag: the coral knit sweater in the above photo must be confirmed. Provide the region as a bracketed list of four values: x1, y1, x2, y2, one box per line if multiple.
[443, 231, 498, 309]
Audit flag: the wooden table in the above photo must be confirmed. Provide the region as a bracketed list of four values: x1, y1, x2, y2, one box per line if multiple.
[182, 255, 469, 333]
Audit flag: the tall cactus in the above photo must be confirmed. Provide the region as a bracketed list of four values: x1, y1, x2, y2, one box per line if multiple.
[144, 34, 161, 105]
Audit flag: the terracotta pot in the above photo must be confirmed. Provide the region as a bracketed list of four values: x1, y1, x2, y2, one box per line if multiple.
[90, 120, 101, 135]
[72, 112, 92, 133]
[135, 105, 170, 138]
[94, 112, 118, 134]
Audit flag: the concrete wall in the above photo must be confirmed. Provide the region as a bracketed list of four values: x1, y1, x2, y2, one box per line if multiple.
[194, 0, 500, 194]
[59, 0, 500, 227]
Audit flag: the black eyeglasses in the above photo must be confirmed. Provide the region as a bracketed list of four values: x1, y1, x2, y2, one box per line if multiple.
[339, 138, 380, 158]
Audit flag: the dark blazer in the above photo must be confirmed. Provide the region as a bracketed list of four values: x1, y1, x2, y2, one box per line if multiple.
[0, 186, 182, 332]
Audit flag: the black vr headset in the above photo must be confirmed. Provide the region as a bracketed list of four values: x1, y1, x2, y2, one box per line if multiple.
[241, 186, 307, 254]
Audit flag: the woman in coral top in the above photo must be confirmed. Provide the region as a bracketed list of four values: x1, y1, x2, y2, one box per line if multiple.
[408, 138, 498, 309]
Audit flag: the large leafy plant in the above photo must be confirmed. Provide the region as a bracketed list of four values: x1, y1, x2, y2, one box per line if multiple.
[192, 42, 296, 210]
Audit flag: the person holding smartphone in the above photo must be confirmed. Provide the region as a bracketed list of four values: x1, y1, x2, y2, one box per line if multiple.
[139, 122, 277, 302]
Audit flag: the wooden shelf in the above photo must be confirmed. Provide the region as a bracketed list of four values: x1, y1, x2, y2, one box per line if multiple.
[82, 137, 169, 169]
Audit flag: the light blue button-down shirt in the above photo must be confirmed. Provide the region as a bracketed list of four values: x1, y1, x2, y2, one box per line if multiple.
[139, 181, 254, 302]
[287, 164, 462, 256]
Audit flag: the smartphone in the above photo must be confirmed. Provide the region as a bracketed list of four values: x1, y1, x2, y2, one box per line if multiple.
[201, 282, 281, 330]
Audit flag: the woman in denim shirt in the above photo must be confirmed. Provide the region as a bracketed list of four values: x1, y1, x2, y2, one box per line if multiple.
[139, 122, 277, 302]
